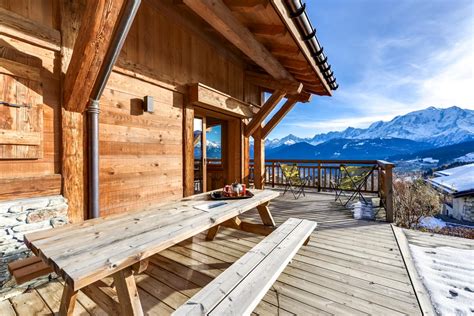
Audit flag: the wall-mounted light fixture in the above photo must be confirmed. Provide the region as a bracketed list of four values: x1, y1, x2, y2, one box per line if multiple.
[143, 95, 154, 113]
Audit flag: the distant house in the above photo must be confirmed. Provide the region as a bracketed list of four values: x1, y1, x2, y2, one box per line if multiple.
[428, 164, 474, 222]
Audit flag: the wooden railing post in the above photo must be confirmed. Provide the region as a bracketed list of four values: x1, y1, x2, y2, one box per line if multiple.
[377, 160, 395, 222]
[384, 164, 394, 222]
[271, 162, 275, 188]
[317, 162, 321, 192]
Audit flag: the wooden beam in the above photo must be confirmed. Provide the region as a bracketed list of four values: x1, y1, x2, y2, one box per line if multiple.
[63, 0, 126, 113]
[262, 98, 298, 138]
[189, 83, 254, 118]
[60, 0, 87, 224]
[0, 7, 61, 51]
[244, 91, 285, 137]
[261, 91, 311, 138]
[223, 0, 268, 12]
[246, 71, 302, 95]
[183, 0, 293, 80]
[247, 23, 286, 37]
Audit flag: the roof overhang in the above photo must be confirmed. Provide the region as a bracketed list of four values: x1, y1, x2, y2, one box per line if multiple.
[181, 0, 337, 96]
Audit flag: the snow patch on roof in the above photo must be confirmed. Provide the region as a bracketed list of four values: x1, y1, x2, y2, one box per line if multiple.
[429, 163, 474, 193]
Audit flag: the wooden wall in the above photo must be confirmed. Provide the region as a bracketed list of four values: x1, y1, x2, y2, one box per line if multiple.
[0, 0, 261, 216]
[99, 1, 260, 215]
[0, 1, 62, 200]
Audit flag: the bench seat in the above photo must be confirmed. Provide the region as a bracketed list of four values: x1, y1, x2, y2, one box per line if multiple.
[7, 256, 53, 285]
[173, 217, 316, 315]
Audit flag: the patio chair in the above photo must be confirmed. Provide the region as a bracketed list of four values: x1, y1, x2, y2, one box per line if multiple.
[330, 164, 376, 206]
[280, 163, 310, 199]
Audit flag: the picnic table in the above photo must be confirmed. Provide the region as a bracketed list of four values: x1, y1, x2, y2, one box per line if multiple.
[24, 189, 280, 316]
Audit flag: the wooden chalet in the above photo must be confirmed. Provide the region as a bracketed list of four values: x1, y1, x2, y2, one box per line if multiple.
[0, 1, 412, 315]
[0, 0, 337, 220]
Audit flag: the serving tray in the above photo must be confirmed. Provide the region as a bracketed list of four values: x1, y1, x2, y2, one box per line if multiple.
[209, 190, 254, 200]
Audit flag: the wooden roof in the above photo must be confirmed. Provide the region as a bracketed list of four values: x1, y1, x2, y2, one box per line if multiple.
[180, 0, 335, 96]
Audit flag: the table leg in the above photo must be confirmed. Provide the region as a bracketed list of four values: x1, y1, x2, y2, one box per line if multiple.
[59, 283, 78, 316]
[206, 225, 220, 241]
[113, 267, 144, 316]
[257, 202, 276, 226]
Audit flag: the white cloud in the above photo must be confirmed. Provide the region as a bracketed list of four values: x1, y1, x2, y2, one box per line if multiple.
[292, 13, 473, 135]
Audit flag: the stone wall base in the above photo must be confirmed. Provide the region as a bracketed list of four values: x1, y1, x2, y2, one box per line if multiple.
[0, 195, 68, 301]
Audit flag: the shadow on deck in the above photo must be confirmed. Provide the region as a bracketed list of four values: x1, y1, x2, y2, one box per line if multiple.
[1, 191, 422, 315]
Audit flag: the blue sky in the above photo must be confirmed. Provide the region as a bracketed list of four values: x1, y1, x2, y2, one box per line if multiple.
[267, 0, 474, 139]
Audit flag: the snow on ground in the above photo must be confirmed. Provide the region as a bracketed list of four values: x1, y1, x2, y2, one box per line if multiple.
[410, 244, 474, 315]
[455, 153, 474, 163]
[418, 216, 447, 229]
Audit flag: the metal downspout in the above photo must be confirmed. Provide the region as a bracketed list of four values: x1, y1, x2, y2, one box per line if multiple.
[87, 0, 141, 219]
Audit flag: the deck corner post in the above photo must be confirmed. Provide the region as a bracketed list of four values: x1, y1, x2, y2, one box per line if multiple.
[384, 164, 394, 222]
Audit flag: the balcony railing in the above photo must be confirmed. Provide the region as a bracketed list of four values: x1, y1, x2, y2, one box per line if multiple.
[197, 158, 395, 222]
[249, 159, 395, 222]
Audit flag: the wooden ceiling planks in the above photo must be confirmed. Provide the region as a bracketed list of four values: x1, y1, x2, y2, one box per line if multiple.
[223, 0, 331, 96]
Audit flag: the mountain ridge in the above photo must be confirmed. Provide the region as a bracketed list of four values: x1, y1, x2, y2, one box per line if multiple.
[266, 106, 474, 148]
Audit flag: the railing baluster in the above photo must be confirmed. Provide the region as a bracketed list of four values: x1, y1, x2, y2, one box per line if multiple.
[317, 162, 321, 191]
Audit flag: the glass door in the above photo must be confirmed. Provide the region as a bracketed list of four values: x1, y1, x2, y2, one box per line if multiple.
[193, 117, 206, 193]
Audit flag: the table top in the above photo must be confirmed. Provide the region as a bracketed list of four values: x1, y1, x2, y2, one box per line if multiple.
[24, 189, 279, 291]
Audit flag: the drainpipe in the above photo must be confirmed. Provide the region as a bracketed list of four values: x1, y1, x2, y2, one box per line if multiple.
[87, 0, 141, 219]
[285, 0, 338, 90]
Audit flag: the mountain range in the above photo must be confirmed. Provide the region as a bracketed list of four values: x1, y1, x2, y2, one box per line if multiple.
[203, 106, 473, 165]
[265, 106, 474, 148]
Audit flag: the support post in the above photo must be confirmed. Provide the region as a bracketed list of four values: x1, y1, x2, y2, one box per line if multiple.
[243, 131, 250, 186]
[183, 103, 195, 197]
[253, 126, 265, 189]
[60, 0, 87, 223]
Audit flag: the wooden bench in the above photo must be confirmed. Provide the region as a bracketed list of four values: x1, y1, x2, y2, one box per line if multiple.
[7, 256, 53, 285]
[173, 217, 316, 315]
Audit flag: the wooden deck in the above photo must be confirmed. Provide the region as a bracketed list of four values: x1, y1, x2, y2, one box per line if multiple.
[0, 191, 422, 315]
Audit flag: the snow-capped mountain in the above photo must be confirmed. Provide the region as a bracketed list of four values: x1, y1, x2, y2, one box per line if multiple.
[266, 106, 474, 148]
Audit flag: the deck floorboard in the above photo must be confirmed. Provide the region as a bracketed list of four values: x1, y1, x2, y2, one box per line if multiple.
[3, 191, 422, 315]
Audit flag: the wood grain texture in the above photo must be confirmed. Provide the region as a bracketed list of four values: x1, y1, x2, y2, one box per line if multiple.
[63, 0, 126, 112]
[182, 0, 293, 80]
[173, 218, 316, 315]
[24, 189, 279, 291]
[0, 174, 61, 201]
[113, 267, 144, 316]
[245, 90, 285, 137]
[0, 7, 60, 51]
[262, 97, 298, 138]
[60, 0, 86, 223]
[189, 83, 254, 118]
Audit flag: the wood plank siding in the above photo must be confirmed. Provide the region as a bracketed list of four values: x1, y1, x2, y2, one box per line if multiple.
[0, 0, 261, 215]
[0, 2, 61, 199]
[1, 192, 422, 315]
